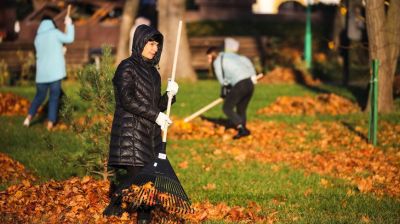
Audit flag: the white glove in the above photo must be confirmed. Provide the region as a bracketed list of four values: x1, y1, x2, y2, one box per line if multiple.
[166, 79, 179, 97]
[64, 16, 72, 25]
[251, 75, 258, 84]
[155, 112, 172, 131]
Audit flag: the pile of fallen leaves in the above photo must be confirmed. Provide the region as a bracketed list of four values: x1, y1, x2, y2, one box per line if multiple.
[171, 118, 236, 140]
[0, 175, 269, 224]
[0, 92, 30, 116]
[260, 66, 320, 86]
[0, 176, 115, 224]
[0, 153, 36, 185]
[257, 93, 360, 116]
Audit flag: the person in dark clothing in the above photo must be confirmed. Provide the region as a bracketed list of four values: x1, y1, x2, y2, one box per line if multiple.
[103, 24, 178, 224]
[207, 46, 258, 139]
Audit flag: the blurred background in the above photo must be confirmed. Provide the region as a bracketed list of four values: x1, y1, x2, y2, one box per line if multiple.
[3, 0, 396, 91]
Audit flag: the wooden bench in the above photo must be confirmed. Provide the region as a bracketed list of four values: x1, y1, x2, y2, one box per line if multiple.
[0, 42, 35, 73]
[0, 41, 89, 73]
[65, 41, 90, 66]
[1, 36, 267, 73]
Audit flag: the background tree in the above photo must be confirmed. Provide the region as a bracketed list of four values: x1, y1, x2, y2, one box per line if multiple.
[31, 0, 46, 10]
[365, 0, 400, 113]
[157, 0, 197, 81]
[115, 0, 140, 64]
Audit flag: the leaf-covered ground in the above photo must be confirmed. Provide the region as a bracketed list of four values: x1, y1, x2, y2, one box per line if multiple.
[260, 66, 320, 86]
[172, 119, 400, 198]
[1, 92, 399, 223]
[0, 153, 36, 186]
[0, 175, 270, 223]
[0, 93, 30, 116]
[257, 93, 360, 115]
[1, 118, 399, 223]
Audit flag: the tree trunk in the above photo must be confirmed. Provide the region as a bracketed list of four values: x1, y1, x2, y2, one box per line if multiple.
[365, 0, 399, 113]
[386, 0, 400, 93]
[332, 2, 344, 51]
[157, 0, 197, 82]
[342, 0, 350, 86]
[115, 0, 140, 64]
[32, 0, 46, 10]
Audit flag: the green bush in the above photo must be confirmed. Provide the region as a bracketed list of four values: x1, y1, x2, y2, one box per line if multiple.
[312, 56, 342, 82]
[16, 51, 35, 86]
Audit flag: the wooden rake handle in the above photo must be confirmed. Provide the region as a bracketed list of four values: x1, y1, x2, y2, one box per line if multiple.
[183, 73, 265, 123]
[67, 4, 71, 17]
[64, 5, 72, 33]
[183, 98, 223, 123]
[162, 20, 183, 142]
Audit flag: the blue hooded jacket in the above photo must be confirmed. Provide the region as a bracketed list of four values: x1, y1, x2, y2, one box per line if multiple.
[34, 20, 74, 83]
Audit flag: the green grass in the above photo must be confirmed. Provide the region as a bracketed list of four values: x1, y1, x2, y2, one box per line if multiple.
[168, 139, 400, 223]
[1, 81, 400, 223]
[7, 80, 397, 123]
[0, 116, 85, 184]
[0, 80, 329, 120]
[178, 81, 319, 119]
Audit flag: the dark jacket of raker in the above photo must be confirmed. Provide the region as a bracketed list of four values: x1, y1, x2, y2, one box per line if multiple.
[108, 25, 174, 168]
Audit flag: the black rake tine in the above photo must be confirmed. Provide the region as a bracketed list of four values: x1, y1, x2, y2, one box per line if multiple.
[150, 189, 155, 205]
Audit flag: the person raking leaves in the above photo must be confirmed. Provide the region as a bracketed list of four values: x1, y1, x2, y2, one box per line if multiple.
[103, 24, 179, 224]
[206, 38, 259, 139]
[23, 8, 74, 130]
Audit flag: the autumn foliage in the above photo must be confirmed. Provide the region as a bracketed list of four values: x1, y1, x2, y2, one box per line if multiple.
[171, 120, 400, 198]
[0, 153, 35, 185]
[1, 88, 399, 223]
[260, 66, 320, 86]
[0, 175, 268, 223]
[121, 181, 193, 223]
[0, 93, 30, 116]
[1, 116, 399, 223]
[257, 93, 360, 115]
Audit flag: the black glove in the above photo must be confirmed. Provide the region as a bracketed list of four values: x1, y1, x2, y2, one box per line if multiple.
[220, 84, 232, 98]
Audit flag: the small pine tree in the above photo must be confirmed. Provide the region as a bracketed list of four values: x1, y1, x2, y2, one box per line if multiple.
[62, 46, 115, 180]
[0, 60, 10, 86]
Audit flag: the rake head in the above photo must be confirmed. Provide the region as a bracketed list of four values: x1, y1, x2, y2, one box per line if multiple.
[121, 144, 193, 215]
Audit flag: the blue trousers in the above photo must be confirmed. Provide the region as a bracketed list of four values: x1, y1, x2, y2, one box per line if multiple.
[28, 80, 61, 123]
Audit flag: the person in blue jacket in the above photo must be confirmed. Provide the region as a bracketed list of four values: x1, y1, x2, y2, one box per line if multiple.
[23, 15, 74, 130]
[207, 45, 258, 139]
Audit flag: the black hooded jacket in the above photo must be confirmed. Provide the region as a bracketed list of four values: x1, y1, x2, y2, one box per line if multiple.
[108, 25, 173, 167]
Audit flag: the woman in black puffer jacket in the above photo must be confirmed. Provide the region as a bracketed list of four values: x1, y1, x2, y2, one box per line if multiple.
[103, 24, 178, 223]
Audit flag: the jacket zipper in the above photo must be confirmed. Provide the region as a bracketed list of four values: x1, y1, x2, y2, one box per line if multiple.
[149, 68, 156, 156]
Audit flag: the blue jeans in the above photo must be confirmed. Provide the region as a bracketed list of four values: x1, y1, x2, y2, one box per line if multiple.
[28, 80, 61, 123]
